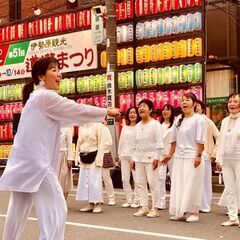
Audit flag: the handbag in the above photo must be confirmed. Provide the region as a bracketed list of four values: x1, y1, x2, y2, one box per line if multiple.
[103, 152, 114, 168]
[79, 150, 98, 164]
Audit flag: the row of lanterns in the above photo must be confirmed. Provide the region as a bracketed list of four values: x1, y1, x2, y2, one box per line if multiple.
[0, 103, 23, 121]
[136, 63, 202, 87]
[0, 84, 24, 101]
[101, 38, 202, 67]
[0, 0, 203, 43]
[75, 86, 202, 112]
[0, 10, 91, 43]
[116, 11, 201, 43]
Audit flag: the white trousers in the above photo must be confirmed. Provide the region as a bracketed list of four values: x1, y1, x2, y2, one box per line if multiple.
[102, 168, 115, 202]
[120, 157, 139, 203]
[3, 172, 67, 240]
[76, 166, 103, 203]
[200, 159, 212, 211]
[159, 158, 174, 206]
[135, 162, 161, 209]
[222, 160, 240, 221]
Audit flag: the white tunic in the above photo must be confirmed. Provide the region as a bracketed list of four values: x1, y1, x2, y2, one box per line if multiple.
[118, 125, 136, 158]
[132, 119, 164, 162]
[170, 114, 206, 157]
[0, 87, 106, 193]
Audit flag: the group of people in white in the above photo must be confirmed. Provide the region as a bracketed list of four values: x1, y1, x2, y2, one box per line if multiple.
[0, 57, 239, 239]
[60, 91, 240, 227]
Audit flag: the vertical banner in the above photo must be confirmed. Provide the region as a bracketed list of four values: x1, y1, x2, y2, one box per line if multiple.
[106, 71, 115, 108]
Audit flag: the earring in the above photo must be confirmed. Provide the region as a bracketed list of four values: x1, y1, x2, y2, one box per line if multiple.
[39, 80, 45, 87]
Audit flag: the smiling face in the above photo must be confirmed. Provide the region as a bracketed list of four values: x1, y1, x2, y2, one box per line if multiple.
[162, 106, 172, 121]
[181, 95, 195, 115]
[39, 63, 62, 91]
[128, 108, 138, 123]
[227, 95, 240, 114]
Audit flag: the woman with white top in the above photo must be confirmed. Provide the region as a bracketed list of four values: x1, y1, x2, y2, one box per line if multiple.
[0, 57, 120, 240]
[58, 127, 74, 200]
[118, 107, 141, 208]
[159, 104, 175, 209]
[216, 93, 240, 227]
[161, 93, 206, 222]
[102, 122, 116, 206]
[76, 122, 106, 213]
[131, 99, 164, 218]
[195, 100, 220, 213]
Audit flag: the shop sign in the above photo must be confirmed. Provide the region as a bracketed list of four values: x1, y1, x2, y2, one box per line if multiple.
[207, 97, 228, 105]
[0, 30, 97, 81]
[91, 10, 104, 44]
[106, 72, 115, 108]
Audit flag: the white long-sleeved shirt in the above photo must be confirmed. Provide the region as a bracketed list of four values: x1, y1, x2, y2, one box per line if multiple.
[103, 125, 113, 153]
[161, 122, 173, 156]
[60, 127, 74, 160]
[118, 125, 136, 158]
[203, 115, 220, 159]
[75, 122, 106, 168]
[132, 119, 164, 163]
[216, 113, 240, 165]
[0, 87, 106, 192]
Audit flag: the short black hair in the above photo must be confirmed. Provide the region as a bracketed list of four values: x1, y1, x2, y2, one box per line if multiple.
[138, 99, 154, 111]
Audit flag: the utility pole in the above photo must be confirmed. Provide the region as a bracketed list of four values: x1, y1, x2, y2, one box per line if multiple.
[105, 0, 119, 160]
[105, 0, 118, 108]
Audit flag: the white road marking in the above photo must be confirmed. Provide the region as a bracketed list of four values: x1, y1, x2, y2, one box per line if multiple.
[0, 214, 206, 240]
[69, 190, 221, 200]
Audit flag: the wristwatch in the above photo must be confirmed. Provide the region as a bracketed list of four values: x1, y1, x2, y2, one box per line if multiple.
[197, 153, 202, 157]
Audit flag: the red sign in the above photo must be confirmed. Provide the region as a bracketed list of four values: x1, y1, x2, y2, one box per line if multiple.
[0, 45, 9, 66]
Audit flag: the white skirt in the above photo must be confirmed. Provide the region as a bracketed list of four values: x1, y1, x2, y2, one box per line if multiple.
[76, 166, 103, 203]
[170, 156, 205, 218]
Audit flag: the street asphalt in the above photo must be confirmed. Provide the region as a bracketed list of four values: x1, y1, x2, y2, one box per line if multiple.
[0, 189, 239, 240]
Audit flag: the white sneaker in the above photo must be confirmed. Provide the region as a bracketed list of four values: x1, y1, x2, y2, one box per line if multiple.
[186, 215, 199, 223]
[93, 205, 102, 213]
[130, 202, 140, 208]
[200, 209, 210, 213]
[158, 202, 166, 210]
[134, 208, 149, 217]
[121, 202, 131, 208]
[80, 206, 94, 212]
[221, 219, 239, 226]
[108, 200, 116, 206]
[147, 209, 159, 218]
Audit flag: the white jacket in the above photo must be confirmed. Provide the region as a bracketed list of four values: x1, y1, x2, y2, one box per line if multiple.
[0, 87, 106, 192]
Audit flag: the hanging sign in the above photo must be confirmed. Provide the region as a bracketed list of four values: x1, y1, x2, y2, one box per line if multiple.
[0, 30, 97, 81]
